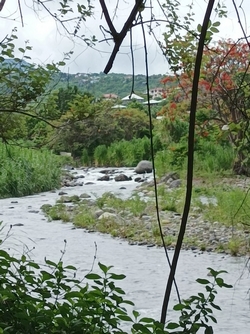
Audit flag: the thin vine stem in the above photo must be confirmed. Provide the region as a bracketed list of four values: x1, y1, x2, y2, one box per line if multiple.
[160, 0, 215, 324]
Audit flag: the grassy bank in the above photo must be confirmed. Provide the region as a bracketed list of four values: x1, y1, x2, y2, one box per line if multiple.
[42, 175, 250, 256]
[0, 143, 68, 198]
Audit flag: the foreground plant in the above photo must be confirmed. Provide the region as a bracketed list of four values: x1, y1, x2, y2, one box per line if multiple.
[0, 234, 232, 334]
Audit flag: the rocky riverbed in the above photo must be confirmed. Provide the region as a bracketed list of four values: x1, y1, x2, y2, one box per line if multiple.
[43, 166, 250, 256]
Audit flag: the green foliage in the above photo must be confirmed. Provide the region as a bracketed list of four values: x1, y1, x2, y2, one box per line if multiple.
[50, 99, 150, 158]
[194, 141, 234, 173]
[202, 187, 250, 227]
[0, 247, 133, 333]
[0, 233, 231, 334]
[0, 143, 62, 198]
[94, 145, 108, 166]
[166, 268, 232, 334]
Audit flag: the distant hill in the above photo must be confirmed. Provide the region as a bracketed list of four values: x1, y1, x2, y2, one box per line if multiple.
[1, 58, 166, 99]
[52, 72, 166, 99]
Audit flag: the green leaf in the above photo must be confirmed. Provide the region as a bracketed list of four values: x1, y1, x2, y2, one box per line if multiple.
[205, 326, 214, 334]
[65, 291, 82, 299]
[197, 278, 210, 285]
[173, 303, 186, 311]
[18, 48, 25, 53]
[41, 270, 55, 281]
[167, 322, 180, 329]
[197, 24, 202, 33]
[139, 317, 154, 324]
[133, 323, 152, 334]
[213, 21, 220, 27]
[210, 27, 219, 33]
[117, 315, 133, 322]
[98, 262, 113, 274]
[65, 265, 77, 270]
[85, 273, 102, 280]
[109, 273, 126, 280]
[210, 302, 221, 311]
[45, 258, 57, 267]
[133, 310, 140, 319]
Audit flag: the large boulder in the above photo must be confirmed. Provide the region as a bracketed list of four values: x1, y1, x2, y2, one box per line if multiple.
[135, 160, 152, 174]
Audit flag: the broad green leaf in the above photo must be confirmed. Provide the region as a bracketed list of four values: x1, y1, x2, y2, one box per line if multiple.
[167, 322, 179, 329]
[65, 265, 77, 270]
[173, 303, 186, 311]
[85, 273, 102, 280]
[210, 27, 219, 33]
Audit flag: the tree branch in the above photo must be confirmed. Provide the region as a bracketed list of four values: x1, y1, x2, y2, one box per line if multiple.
[100, 0, 144, 74]
[0, 0, 6, 12]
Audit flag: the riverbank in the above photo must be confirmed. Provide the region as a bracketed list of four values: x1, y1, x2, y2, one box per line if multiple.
[43, 167, 250, 256]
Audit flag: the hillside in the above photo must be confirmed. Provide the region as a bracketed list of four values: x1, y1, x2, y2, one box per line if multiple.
[52, 72, 165, 98]
[1, 58, 166, 99]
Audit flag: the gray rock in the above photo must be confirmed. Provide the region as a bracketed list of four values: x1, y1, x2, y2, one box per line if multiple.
[59, 191, 68, 195]
[135, 160, 152, 174]
[73, 174, 85, 179]
[103, 207, 116, 213]
[80, 193, 91, 198]
[114, 174, 132, 182]
[160, 172, 180, 184]
[94, 210, 104, 218]
[169, 179, 181, 188]
[98, 212, 117, 220]
[98, 175, 110, 181]
[134, 177, 143, 182]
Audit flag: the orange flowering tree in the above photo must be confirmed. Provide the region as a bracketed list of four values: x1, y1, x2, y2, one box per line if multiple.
[160, 39, 250, 175]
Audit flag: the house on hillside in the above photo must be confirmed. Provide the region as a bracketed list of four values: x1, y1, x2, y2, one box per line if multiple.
[148, 87, 165, 99]
[102, 93, 118, 100]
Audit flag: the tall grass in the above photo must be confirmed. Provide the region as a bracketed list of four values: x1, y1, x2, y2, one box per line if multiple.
[154, 141, 235, 177]
[194, 141, 234, 174]
[92, 136, 151, 167]
[0, 143, 63, 198]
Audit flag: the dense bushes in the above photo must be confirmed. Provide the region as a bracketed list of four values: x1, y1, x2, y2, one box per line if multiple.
[0, 143, 65, 198]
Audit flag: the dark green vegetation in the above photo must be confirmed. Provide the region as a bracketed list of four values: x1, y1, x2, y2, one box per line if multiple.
[0, 234, 232, 333]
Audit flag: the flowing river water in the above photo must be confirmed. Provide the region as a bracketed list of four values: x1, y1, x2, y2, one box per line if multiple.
[0, 167, 249, 333]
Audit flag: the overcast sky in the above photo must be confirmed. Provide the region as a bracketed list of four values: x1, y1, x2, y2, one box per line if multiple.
[0, 0, 250, 75]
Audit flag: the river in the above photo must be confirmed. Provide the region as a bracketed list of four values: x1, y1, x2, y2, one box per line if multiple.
[0, 167, 249, 333]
